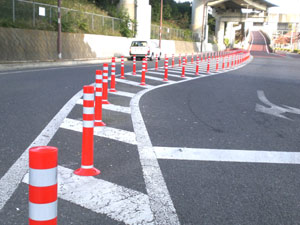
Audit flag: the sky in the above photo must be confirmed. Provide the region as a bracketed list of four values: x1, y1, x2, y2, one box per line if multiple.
[267, 0, 300, 13]
[175, 0, 300, 14]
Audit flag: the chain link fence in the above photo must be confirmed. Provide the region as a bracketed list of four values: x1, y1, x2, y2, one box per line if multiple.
[151, 24, 198, 42]
[0, 0, 123, 36]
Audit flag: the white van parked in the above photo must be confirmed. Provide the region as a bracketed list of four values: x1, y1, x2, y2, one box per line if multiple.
[129, 40, 161, 61]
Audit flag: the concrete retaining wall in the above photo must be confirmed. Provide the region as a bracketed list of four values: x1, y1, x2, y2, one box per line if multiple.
[0, 27, 216, 62]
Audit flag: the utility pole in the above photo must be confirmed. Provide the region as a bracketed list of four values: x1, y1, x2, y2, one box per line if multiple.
[159, 0, 163, 49]
[12, 0, 15, 23]
[57, 0, 62, 59]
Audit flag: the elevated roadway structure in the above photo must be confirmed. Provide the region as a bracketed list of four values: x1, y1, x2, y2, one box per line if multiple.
[192, 0, 276, 49]
[119, 0, 275, 51]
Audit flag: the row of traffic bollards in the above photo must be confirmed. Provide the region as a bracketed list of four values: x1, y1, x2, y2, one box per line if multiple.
[28, 50, 251, 224]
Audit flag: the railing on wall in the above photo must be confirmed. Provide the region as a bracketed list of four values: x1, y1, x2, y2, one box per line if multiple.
[151, 24, 199, 42]
[0, 0, 123, 36]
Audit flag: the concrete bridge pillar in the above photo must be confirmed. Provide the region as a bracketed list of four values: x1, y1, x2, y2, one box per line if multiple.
[215, 18, 225, 49]
[225, 22, 235, 47]
[118, 0, 151, 39]
[135, 0, 151, 39]
[191, 0, 206, 42]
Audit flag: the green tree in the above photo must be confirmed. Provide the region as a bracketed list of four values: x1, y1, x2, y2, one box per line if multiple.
[163, 3, 172, 20]
[149, 0, 192, 29]
[95, 0, 120, 17]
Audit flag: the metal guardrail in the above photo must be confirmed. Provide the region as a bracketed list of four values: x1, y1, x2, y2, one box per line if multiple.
[0, 0, 123, 36]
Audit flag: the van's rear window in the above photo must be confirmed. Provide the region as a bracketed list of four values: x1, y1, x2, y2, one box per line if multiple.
[131, 41, 147, 47]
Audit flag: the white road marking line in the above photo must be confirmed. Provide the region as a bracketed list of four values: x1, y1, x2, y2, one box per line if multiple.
[129, 59, 253, 223]
[115, 78, 153, 88]
[161, 68, 216, 76]
[109, 90, 135, 98]
[153, 147, 300, 164]
[126, 73, 175, 83]
[0, 88, 84, 210]
[255, 90, 300, 120]
[164, 69, 196, 75]
[77, 99, 131, 114]
[23, 166, 154, 225]
[60, 118, 137, 145]
[168, 66, 211, 73]
[0, 56, 253, 213]
[147, 71, 190, 79]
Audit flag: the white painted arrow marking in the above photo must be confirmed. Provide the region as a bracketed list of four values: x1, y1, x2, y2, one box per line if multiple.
[255, 90, 300, 120]
[23, 166, 154, 225]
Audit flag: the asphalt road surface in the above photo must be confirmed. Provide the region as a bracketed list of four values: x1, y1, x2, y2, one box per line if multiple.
[1, 31, 300, 224]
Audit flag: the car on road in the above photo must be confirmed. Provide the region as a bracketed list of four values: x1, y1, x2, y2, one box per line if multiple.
[129, 40, 161, 61]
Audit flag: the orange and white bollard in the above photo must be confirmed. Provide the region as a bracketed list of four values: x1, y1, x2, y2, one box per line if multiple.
[179, 54, 181, 67]
[95, 70, 106, 127]
[172, 54, 175, 67]
[109, 57, 117, 92]
[155, 54, 158, 70]
[195, 55, 199, 75]
[231, 55, 234, 68]
[181, 61, 186, 78]
[74, 85, 100, 177]
[132, 55, 136, 75]
[216, 57, 219, 72]
[29, 146, 58, 225]
[145, 55, 148, 72]
[120, 56, 125, 79]
[164, 57, 168, 81]
[201, 53, 203, 62]
[207, 57, 210, 74]
[140, 58, 146, 85]
[102, 64, 110, 104]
